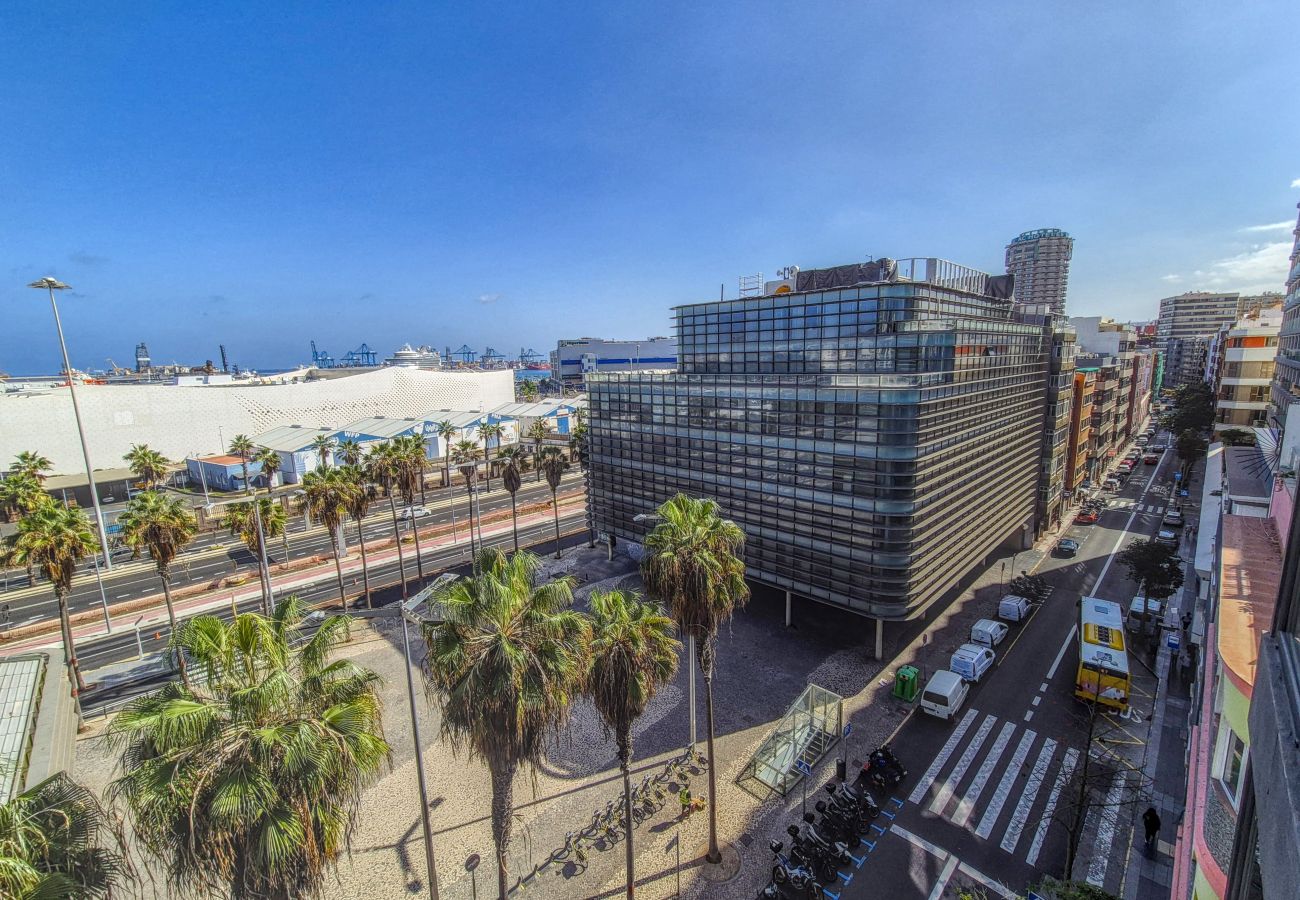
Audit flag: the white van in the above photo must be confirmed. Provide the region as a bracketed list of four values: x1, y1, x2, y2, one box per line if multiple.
[950, 643, 996, 682]
[998, 594, 1032, 623]
[921, 670, 970, 721]
[970, 618, 1009, 648]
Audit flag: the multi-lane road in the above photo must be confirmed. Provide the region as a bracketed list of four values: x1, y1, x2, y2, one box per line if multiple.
[1, 472, 584, 629]
[841, 432, 1188, 899]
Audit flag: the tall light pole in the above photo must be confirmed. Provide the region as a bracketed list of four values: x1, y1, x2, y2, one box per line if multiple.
[29, 278, 113, 572]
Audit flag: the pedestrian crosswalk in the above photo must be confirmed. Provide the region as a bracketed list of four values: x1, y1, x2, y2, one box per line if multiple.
[906, 707, 1129, 885]
[1105, 499, 1167, 515]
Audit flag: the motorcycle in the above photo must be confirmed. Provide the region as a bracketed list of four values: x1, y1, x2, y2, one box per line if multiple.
[872, 744, 908, 781]
[813, 799, 864, 847]
[797, 811, 852, 866]
[783, 826, 840, 885]
[768, 839, 825, 897]
[824, 781, 879, 825]
[865, 747, 907, 787]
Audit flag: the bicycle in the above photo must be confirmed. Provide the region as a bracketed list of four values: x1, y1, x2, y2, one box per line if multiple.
[594, 816, 622, 847]
[583, 800, 618, 837]
[553, 830, 589, 865]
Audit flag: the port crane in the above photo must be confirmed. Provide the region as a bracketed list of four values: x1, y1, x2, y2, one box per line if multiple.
[481, 347, 505, 366]
[341, 343, 377, 367]
[452, 344, 478, 365]
[519, 347, 544, 365]
[310, 340, 336, 369]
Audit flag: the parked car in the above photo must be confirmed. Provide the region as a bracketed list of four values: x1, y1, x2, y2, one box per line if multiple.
[970, 618, 1009, 648]
[950, 644, 996, 683]
[1103, 477, 1121, 492]
[1144, 454, 1159, 464]
[998, 594, 1032, 623]
[1076, 510, 1099, 525]
[921, 670, 970, 721]
[1135, 436, 1148, 447]
[1155, 529, 1178, 546]
[1162, 509, 1185, 527]
[1055, 538, 1081, 558]
[398, 506, 430, 520]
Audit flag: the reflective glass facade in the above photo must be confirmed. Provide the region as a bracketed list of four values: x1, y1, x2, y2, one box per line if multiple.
[588, 270, 1047, 620]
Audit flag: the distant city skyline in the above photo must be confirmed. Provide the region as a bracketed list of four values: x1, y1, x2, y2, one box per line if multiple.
[2, 2, 1297, 375]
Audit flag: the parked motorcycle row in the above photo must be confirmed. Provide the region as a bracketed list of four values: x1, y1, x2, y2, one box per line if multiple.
[1009, 572, 1051, 603]
[757, 746, 908, 898]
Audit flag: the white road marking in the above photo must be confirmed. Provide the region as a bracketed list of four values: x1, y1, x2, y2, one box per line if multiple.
[1023, 709, 1034, 722]
[889, 823, 947, 859]
[929, 714, 996, 815]
[927, 855, 960, 900]
[1001, 738, 1057, 854]
[1031, 696, 1041, 707]
[909, 707, 979, 804]
[955, 862, 1020, 900]
[1087, 769, 1129, 886]
[1046, 625, 1077, 680]
[976, 728, 1037, 838]
[1027, 747, 1080, 866]
[889, 825, 1017, 900]
[1039, 682, 1049, 692]
[953, 720, 1016, 827]
[1094, 448, 1168, 591]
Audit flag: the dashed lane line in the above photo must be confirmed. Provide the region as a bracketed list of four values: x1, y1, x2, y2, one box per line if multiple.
[929, 714, 996, 816]
[975, 728, 1037, 839]
[953, 720, 1016, 828]
[909, 707, 979, 805]
[1027, 746, 1080, 867]
[1001, 738, 1057, 854]
[1046, 625, 1077, 680]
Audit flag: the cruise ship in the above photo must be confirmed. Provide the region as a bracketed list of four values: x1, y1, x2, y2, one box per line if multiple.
[382, 344, 443, 369]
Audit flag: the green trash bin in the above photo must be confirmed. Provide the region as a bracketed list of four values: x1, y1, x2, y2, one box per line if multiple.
[893, 665, 919, 703]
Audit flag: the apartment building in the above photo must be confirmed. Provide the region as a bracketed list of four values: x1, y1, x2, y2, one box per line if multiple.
[1005, 228, 1073, 316]
[1072, 316, 1140, 446]
[1158, 291, 1281, 389]
[1066, 369, 1097, 491]
[1209, 307, 1283, 431]
[1268, 203, 1300, 430]
[587, 258, 1045, 646]
[1016, 303, 1077, 532]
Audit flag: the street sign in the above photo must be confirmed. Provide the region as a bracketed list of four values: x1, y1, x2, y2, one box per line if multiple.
[1028, 893, 1045, 900]
[843, 723, 853, 738]
[1167, 632, 1181, 651]
[794, 759, 812, 777]
[1174, 471, 1182, 481]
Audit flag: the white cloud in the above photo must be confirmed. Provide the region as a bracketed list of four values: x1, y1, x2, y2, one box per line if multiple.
[1197, 241, 1291, 292]
[1160, 274, 1182, 283]
[1240, 221, 1294, 233]
[1292, 178, 1300, 188]
[477, 293, 501, 305]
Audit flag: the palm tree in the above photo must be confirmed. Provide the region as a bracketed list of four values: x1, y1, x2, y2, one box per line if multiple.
[498, 446, 525, 553]
[123, 444, 170, 491]
[524, 420, 552, 482]
[539, 447, 568, 559]
[434, 420, 458, 487]
[0, 472, 45, 523]
[6, 501, 95, 694]
[335, 438, 364, 467]
[303, 468, 355, 606]
[341, 465, 375, 608]
[641, 493, 750, 865]
[365, 443, 408, 596]
[0, 771, 132, 899]
[477, 421, 504, 491]
[518, 379, 539, 402]
[223, 498, 287, 613]
[108, 597, 388, 900]
[392, 435, 428, 581]
[587, 590, 680, 898]
[254, 448, 281, 493]
[451, 439, 482, 563]
[118, 492, 199, 685]
[422, 549, 590, 900]
[228, 434, 255, 494]
[11, 450, 53, 482]
[311, 434, 335, 471]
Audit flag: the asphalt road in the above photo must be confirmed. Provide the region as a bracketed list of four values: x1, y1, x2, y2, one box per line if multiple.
[840, 430, 1184, 900]
[77, 511, 594, 715]
[1, 472, 583, 628]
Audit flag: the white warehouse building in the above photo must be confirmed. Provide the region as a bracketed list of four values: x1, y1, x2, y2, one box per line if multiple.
[0, 367, 515, 475]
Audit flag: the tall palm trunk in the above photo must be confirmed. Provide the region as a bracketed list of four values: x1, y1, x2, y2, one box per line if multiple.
[158, 570, 190, 688]
[701, 639, 722, 864]
[355, 518, 372, 608]
[386, 493, 408, 599]
[418, 464, 427, 504]
[490, 760, 518, 900]
[55, 589, 85, 693]
[242, 461, 251, 494]
[618, 731, 636, 898]
[443, 457, 451, 489]
[327, 528, 347, 607]
[464, 481, 479, 562]
[508, 490, 519, 553]
[409, 504, 425, 581]
[550, 485, 561, 559]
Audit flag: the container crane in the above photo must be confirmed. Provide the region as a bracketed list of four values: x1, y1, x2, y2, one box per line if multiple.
[341, 342, 377, 367]
[452, 344, 478, 365]
[519, 347, 544, 365]
[481, 347, 505, 366]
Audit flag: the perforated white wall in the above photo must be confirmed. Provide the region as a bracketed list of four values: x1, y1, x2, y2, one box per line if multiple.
[0, 368, 515, 474]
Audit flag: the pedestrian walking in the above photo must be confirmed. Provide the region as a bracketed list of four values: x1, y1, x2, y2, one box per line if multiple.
[1143, 806, 1162, 855]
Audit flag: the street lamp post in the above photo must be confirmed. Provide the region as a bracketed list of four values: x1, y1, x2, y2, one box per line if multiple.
[29, 277, 114, 572]
[401, 575, 457, 900]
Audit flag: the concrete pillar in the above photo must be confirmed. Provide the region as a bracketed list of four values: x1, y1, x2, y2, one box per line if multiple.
[874, 618, 884, 661]
[785, 590, 792, 628]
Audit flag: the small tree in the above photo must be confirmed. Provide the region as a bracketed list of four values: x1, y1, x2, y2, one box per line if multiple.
[1218, 428, 1255, 447]
[1176, 429, 1208, 478]
[228, 435, 255, 494]
[254, 448, 281, 493]
[1116, 538, 1184, 602]
[123, 444, 170, 490]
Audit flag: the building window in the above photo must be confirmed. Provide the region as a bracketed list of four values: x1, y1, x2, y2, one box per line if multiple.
[1215, 723, 1248, 807]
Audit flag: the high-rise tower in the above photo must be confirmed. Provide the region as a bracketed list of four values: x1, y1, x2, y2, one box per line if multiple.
[1005, 228, 1074, 316]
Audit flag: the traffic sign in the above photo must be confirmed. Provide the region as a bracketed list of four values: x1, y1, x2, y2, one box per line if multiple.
[843, 723, 853, 738]
[794, 759, 813, 777]
[1174, 471, 1182, 481]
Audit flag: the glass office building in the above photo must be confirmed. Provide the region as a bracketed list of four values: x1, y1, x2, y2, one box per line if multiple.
[588, 258, 1047, 621]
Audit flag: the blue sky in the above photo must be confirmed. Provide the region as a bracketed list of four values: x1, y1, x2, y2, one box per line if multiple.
[1, 1, 1297, 374]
